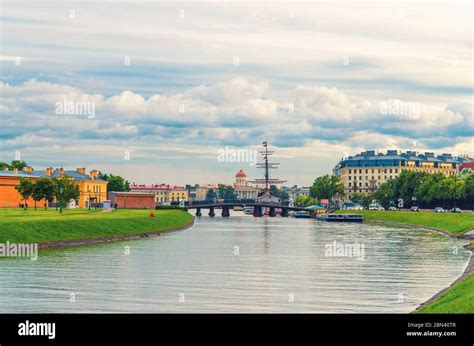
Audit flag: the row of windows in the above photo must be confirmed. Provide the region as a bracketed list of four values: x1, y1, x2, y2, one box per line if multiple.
[349, 175, 393, 181]
[87, 185, 103, 193]
[348, 168, 398, 174]
[348, 182, 382, 188]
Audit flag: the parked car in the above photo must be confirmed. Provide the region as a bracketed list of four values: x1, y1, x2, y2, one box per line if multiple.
[353, 204, 364, 210]
[388, 206, 398, 211]
[377, 206, 385, 211]
[368, 203, 380, 210]
[410, 206, 420, 212]
[449, 208, 462, 213]
[433, 207, 445, 213]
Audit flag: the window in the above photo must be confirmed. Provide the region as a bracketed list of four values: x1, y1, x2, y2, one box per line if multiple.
[395, 169, 398, 173]
[365, 182, 368, 187]
[349, 169, 352, 174]
[349, 176, 351, 180]
[348, 182, 352, 187]
[354, 176, 357, 180]
[359, 169, 362, 174]
[384, 169, 387, 174]
[359, 182, 362, 187]
[365, 169, 368, 174]
[390, 169, 393, 173]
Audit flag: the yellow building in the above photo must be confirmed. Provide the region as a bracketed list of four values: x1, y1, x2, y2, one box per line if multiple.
[130, 184, 189, 205]
[334, 150, 464, 195]
[30, 167, 108, 208]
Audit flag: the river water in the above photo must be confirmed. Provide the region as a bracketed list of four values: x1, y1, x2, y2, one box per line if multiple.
[0, 213, 470, 313]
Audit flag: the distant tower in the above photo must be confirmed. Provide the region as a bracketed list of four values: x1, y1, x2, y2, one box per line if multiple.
[234, 169, 247, 187]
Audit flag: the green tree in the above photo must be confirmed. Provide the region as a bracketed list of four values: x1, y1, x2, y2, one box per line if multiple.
[310, 175, 344, 200]
[10, 160, 29, 171]
[295, 195, 318, 207]
[15, 178, 35, 210]
[217, 184, 236, 200]
[350, 192, 373, 208]
[33, 178, 56, 210]
[269, 185, 289, 200]
[206, 189, 218, 199]
[106, 175, 130, 192]
[52, 175, 80, 213]
[98, 172, 130, 192]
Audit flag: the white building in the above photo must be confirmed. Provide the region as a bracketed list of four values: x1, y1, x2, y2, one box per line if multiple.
[233, 170, 259, 200]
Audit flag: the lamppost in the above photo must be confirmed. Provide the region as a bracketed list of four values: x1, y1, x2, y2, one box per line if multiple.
[453, 171, 457, 210]
[59, 187, 64, 214]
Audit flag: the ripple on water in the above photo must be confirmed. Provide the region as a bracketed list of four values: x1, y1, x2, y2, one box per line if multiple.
[0, 214, 470, 313]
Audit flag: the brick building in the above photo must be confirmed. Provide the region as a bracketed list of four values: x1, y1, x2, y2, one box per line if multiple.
[108, 191, 155, 209]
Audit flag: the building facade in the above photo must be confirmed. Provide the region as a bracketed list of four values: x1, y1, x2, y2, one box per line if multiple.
[0, 167, 107, 208]
[233, 170, 259, 200]
[130, 184, 189, 205]
[282, 185, 310, 201]
[334, 150, 468, 195]
[108, 191, 155, 209]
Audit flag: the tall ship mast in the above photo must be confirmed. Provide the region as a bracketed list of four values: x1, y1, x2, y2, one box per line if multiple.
[248, 140, 286, 192]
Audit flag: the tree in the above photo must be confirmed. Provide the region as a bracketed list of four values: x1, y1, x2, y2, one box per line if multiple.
[295, 195, 318, 207]
[15, 178, 35, 210]
[107, 175, 130, 192]
[10, 160, 29, 171]
[217, 184, 236, 200]
[350, 192, 373, 208]
[269, 185, 289, 200]
[98, 172, 130, 192]
[310, 175, 344, 200]
[33, 178, 55, 210]
[52, 175, 80, 213]
[206, 189, 217, 199]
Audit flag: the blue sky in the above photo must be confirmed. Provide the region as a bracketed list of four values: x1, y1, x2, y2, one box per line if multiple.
[0, 1, 472, 186]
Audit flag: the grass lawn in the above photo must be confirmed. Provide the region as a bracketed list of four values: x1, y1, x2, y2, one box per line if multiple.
[336, 210, 474, 235]
[417, 273, 474, 313]
[0, 208, 193, 244]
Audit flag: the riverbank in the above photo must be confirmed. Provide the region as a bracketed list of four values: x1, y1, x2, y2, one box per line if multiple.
[335, 210, 474, 237]
[416, 244, 473, 313]
[336, 210, 474, 312]
[0, 209, 194, 247]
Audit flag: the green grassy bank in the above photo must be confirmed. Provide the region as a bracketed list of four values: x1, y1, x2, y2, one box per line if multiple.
[417, 273, 474, 313]
[0, 209, 193, 244]
[336, 210, 474, 235]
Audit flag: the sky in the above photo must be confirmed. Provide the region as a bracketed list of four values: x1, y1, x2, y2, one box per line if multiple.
[0, 0, 472, 186]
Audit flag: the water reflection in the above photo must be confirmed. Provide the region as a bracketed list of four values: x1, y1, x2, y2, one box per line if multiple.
[0, 213, 469, 313]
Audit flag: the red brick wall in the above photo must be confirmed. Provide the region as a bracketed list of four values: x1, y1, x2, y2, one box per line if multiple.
[0, 176, 46, 208]
[110, 194, 155, 209]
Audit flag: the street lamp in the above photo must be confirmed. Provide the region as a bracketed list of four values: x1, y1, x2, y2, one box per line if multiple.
[59, 187, 64, 214]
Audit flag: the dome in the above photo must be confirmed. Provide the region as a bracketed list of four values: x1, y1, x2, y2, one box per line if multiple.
[235, 169, 247, 178]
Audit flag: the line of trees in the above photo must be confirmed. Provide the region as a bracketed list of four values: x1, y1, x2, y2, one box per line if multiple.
[373, 170, 474, 209]
[295, 174, 344, 206]
[15, 175, 80, 213]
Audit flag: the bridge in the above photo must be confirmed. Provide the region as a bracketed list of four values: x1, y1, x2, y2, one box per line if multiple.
[187, 202, 311, 217]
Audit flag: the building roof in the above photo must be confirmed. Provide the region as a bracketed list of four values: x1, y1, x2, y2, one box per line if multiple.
[235, 169, 247, 178]
[459, 162, 474, 171]
[109, 191, 154, 196]
[0, 168, 104, 181]
[130, 184, 186, 191]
